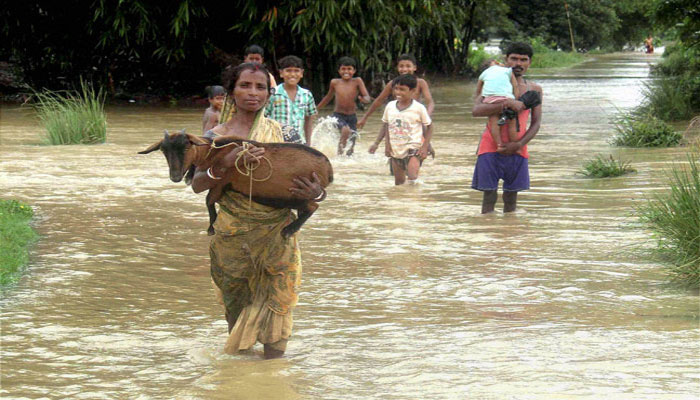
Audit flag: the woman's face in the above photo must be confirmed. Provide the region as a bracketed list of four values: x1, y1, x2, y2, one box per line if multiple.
[233, 69, 269, 112]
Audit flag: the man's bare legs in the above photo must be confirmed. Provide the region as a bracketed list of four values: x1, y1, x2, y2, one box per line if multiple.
[481, 190, 518, 213]
[503, 191, 518, 212]
[481, 190, 498, 213]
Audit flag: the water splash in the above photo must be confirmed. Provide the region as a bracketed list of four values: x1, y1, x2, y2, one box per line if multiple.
[310, 116, 361, 158]
[310, 116, 340, 158]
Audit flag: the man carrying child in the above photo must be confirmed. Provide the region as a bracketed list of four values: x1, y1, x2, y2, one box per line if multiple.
[265, 55, 317, 144]
[380, 74, 433, 185]
[471, 42, 543, 214]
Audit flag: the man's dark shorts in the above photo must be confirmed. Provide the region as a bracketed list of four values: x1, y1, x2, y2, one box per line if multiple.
[471, 152, 530, 192]
[332, 112, 357, 133]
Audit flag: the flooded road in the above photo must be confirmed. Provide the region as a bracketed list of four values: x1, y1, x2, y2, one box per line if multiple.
[1, 52, 698, 399]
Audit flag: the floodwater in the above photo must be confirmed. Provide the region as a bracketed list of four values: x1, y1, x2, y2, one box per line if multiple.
[1, 52, 698, 399]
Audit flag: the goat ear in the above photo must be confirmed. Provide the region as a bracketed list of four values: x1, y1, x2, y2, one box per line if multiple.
[186, 132, 206, 146]
[138, 139, 163, 154]
[163, 130, 169, 140]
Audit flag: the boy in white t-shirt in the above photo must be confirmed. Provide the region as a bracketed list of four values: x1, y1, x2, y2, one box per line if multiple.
[379, 74, 433, 185]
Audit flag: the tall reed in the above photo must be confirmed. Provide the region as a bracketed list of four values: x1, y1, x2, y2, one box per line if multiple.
[33, 80, 107, 145]
[638, 151, 700, 288]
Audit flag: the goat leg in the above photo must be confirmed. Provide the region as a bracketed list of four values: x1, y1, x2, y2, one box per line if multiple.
[281, 201, 319, 239]
[206, 191, 217, 236]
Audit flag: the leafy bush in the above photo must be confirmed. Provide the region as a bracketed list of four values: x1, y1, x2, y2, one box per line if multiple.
[466, 45, 493, 75]
[612, 114, 681, 147]
[641, 43, 700, 121]
[579, 154, 635, 178]
[33, 79, 107, 145]
[638, 152, 700, 288]
[0, 199, 38, 286]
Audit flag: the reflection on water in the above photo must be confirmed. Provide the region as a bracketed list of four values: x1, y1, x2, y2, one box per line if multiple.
[1, 53, 698, 399]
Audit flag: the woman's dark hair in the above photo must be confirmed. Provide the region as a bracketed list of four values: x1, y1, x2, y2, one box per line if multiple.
[244, 44, 265, 58]
[505, 42, 533, 58]
[221, 62, 272, 95]
[337, 56, 356, 69]
[397, 54, 417, 66]
[279, 55, 304, 70]
[392, 74, 417, 90]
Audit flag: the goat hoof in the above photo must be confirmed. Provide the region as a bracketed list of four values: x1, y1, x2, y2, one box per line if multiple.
[207, 227, 215, 236]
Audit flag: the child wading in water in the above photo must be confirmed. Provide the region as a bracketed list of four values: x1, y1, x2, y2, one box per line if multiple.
[316, 56, 371, 155]
[202, 85, 225, 133]
[475, 59, 520, 147]
[265, 55, 317, 144]
[361, 54, 435, 155]
[381, 74, 433, 185]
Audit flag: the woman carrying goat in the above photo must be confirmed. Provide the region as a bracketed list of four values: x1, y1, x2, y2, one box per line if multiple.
[191, 62, 324, 359]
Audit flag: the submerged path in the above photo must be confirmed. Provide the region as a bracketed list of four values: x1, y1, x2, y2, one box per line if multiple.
[1, 52, 698, 399]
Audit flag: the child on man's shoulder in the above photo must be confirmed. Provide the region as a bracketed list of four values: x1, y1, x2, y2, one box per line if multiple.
[379, 74, 433, 185]
[202, 85, 225, 133]
[264, 55, 317, 145]
[316, 56, 371, 155]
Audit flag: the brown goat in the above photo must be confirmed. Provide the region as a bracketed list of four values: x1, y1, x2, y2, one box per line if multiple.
[140, 130, 333, 238]
[139, 130, 219, 234]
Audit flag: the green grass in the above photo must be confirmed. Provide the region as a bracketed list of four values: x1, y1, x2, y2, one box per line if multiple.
[528, 37, 585, 69]
[638, 152, 700, 289]
[579, 154, 635, 178]
[529, 49, 584, 69]
[612, 113, 682, 147]
[0, 199, 38, 286]
[637, 78, 695, 122]
[33, 79, 107, 145]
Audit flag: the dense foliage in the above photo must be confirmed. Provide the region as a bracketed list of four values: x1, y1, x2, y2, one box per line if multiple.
[0, 0, 664, 97]
[501, 0, 655, 51]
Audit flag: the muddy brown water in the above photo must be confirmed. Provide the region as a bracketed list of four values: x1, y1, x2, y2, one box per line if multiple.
[1, 52, 698, 399]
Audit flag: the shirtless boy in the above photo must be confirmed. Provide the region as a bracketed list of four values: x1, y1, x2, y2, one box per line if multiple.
[202, 85, 225, 133]
[360, 54, 435, 154]
[316, 56, 371, 155]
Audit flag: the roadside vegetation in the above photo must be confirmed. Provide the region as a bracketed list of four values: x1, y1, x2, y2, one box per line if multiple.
[0, 199, 38, 286]
[32, 80, 107, 145]
[579, 154, 635, 178]
[638, 152, 700, 289]
[526, 38, 585, 69]
[612, 0, 699, 144]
